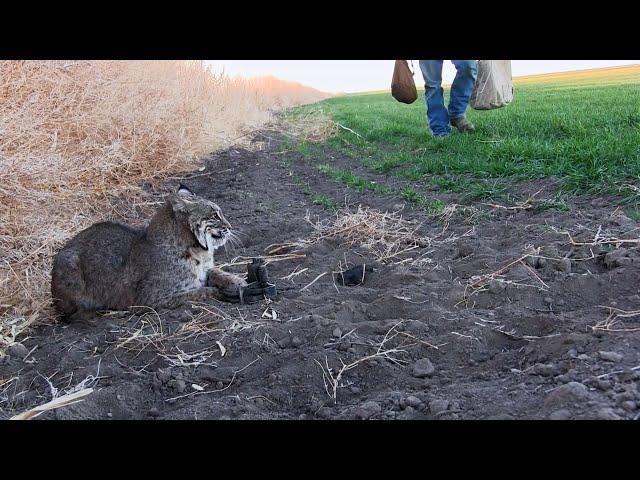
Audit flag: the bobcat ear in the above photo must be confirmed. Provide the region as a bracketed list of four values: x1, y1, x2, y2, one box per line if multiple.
[168, 193, 190, 213]
[177, 183, 195, 197]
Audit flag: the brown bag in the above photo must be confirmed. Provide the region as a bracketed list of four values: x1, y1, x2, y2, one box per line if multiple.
[391, 60, 417, 104]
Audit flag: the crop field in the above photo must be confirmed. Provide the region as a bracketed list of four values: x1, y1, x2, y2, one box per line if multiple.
[292, 65, 640, 216]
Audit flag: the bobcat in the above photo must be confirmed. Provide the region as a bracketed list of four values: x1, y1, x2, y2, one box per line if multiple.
[51, 184, 252, 321]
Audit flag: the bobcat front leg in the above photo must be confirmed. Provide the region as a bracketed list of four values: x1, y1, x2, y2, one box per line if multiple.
[206, 268, 248, 303]
[156, 286, 228, 309]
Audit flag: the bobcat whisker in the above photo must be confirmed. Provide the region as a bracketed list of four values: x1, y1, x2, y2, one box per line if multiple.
[226, 231, 244, 249]
[228, 228, 249, 238]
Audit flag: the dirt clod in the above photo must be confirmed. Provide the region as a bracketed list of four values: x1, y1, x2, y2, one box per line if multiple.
[533, 363, 557, 377]
[429, 399, 449, 415]
[7, 343, 29, 359]
[596, 407, 622, 420]
[621, 401, 637, 412]
[604, 248, 634, 269]
[545, 382, 590, 408]
[355, 401, 382, 420]
[412, 358, 435, 378]
[554, 258, 572, 273]
[549, 409, 572, 420]
[598, 351, 623, 362]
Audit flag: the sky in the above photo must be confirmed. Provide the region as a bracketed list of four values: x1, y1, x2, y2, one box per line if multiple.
[205, 60, 639, 93]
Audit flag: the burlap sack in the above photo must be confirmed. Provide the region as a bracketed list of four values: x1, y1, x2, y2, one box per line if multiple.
[391, 60, 417, 104]
[470, 60, 514, 110]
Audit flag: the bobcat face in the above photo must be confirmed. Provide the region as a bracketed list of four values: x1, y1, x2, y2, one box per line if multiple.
[169, 184, 234, 252]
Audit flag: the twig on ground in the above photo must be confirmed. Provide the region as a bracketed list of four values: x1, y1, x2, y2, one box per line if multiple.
[451, 331, 481, 342]
[482, 189, 543, 212]
[280, 266, 309, 281]
[217, 253, 306, 270]
[300, 272, 328, 292]
[591, 306, 640, 333]
[315, 321, 412, 403]
[336, 123, 364, 139]
[596, 365, 640, 379]
[554, 225, 640, 247]
[398, 331, 447, 350]
[464, 248, 547, 299]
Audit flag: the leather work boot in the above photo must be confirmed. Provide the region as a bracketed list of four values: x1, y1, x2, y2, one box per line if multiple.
[450, 115, 476, 133]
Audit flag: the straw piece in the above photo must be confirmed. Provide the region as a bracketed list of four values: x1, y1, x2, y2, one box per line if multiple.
[10, 388, 94, 420]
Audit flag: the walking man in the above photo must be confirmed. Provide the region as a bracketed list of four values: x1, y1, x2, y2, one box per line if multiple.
[419, 60, 478, 138]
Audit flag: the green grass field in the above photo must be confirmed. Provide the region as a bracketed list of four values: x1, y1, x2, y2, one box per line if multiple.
[289, 65, 640, 216]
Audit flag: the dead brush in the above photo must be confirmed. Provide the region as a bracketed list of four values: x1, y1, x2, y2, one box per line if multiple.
[273, 105, 338, 143]
[109, 302, 267, 366]
[303, 206, 434, 265]
[114, 309, 168, 358]
[0, 60, 329, 354]
[315, 320, 416, 403]
[191, 303, 269, 340]
[592, 306, 640, 333]
[463, 246, 549, 302]
[553, 224, 640, 247]
[158, 346, 219, 368]
[438, 203, 484, 225]
[267, 206, 475, 268]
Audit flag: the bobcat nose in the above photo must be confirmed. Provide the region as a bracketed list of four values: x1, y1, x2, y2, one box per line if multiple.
[209, 227, 229, 239]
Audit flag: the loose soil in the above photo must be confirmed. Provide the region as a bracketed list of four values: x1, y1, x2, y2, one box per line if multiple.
[2, 131, 639, 420]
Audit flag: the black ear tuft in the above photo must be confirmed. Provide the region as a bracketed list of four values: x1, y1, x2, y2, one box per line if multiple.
[177, 183, 194, 196]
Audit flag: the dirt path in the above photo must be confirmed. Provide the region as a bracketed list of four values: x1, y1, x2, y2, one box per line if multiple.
[2, 132, 639, 420]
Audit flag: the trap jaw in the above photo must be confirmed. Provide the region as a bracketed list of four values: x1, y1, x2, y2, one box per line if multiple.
[239, 257, 277, 304]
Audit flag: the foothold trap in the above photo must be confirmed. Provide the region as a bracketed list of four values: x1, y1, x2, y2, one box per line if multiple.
[240, 258, 277, 304]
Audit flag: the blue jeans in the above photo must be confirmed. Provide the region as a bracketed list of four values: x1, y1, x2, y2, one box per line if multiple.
[419, 60, 477, 136]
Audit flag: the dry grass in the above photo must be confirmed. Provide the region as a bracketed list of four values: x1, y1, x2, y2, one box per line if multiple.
[110, 302, 267, 362]
[464, 246, 549, 300]
[267, 206, 473, 268]
[10, 388, 94, 420]
[304, 206, 434, 265]
[273, 104, 338, 143]
[0, 60, 329, 353]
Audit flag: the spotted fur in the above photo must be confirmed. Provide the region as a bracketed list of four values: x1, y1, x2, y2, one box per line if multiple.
[51, 185, 246, 320]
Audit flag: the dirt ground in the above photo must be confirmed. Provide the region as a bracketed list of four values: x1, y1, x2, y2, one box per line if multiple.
[2, 131, 640, 420]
